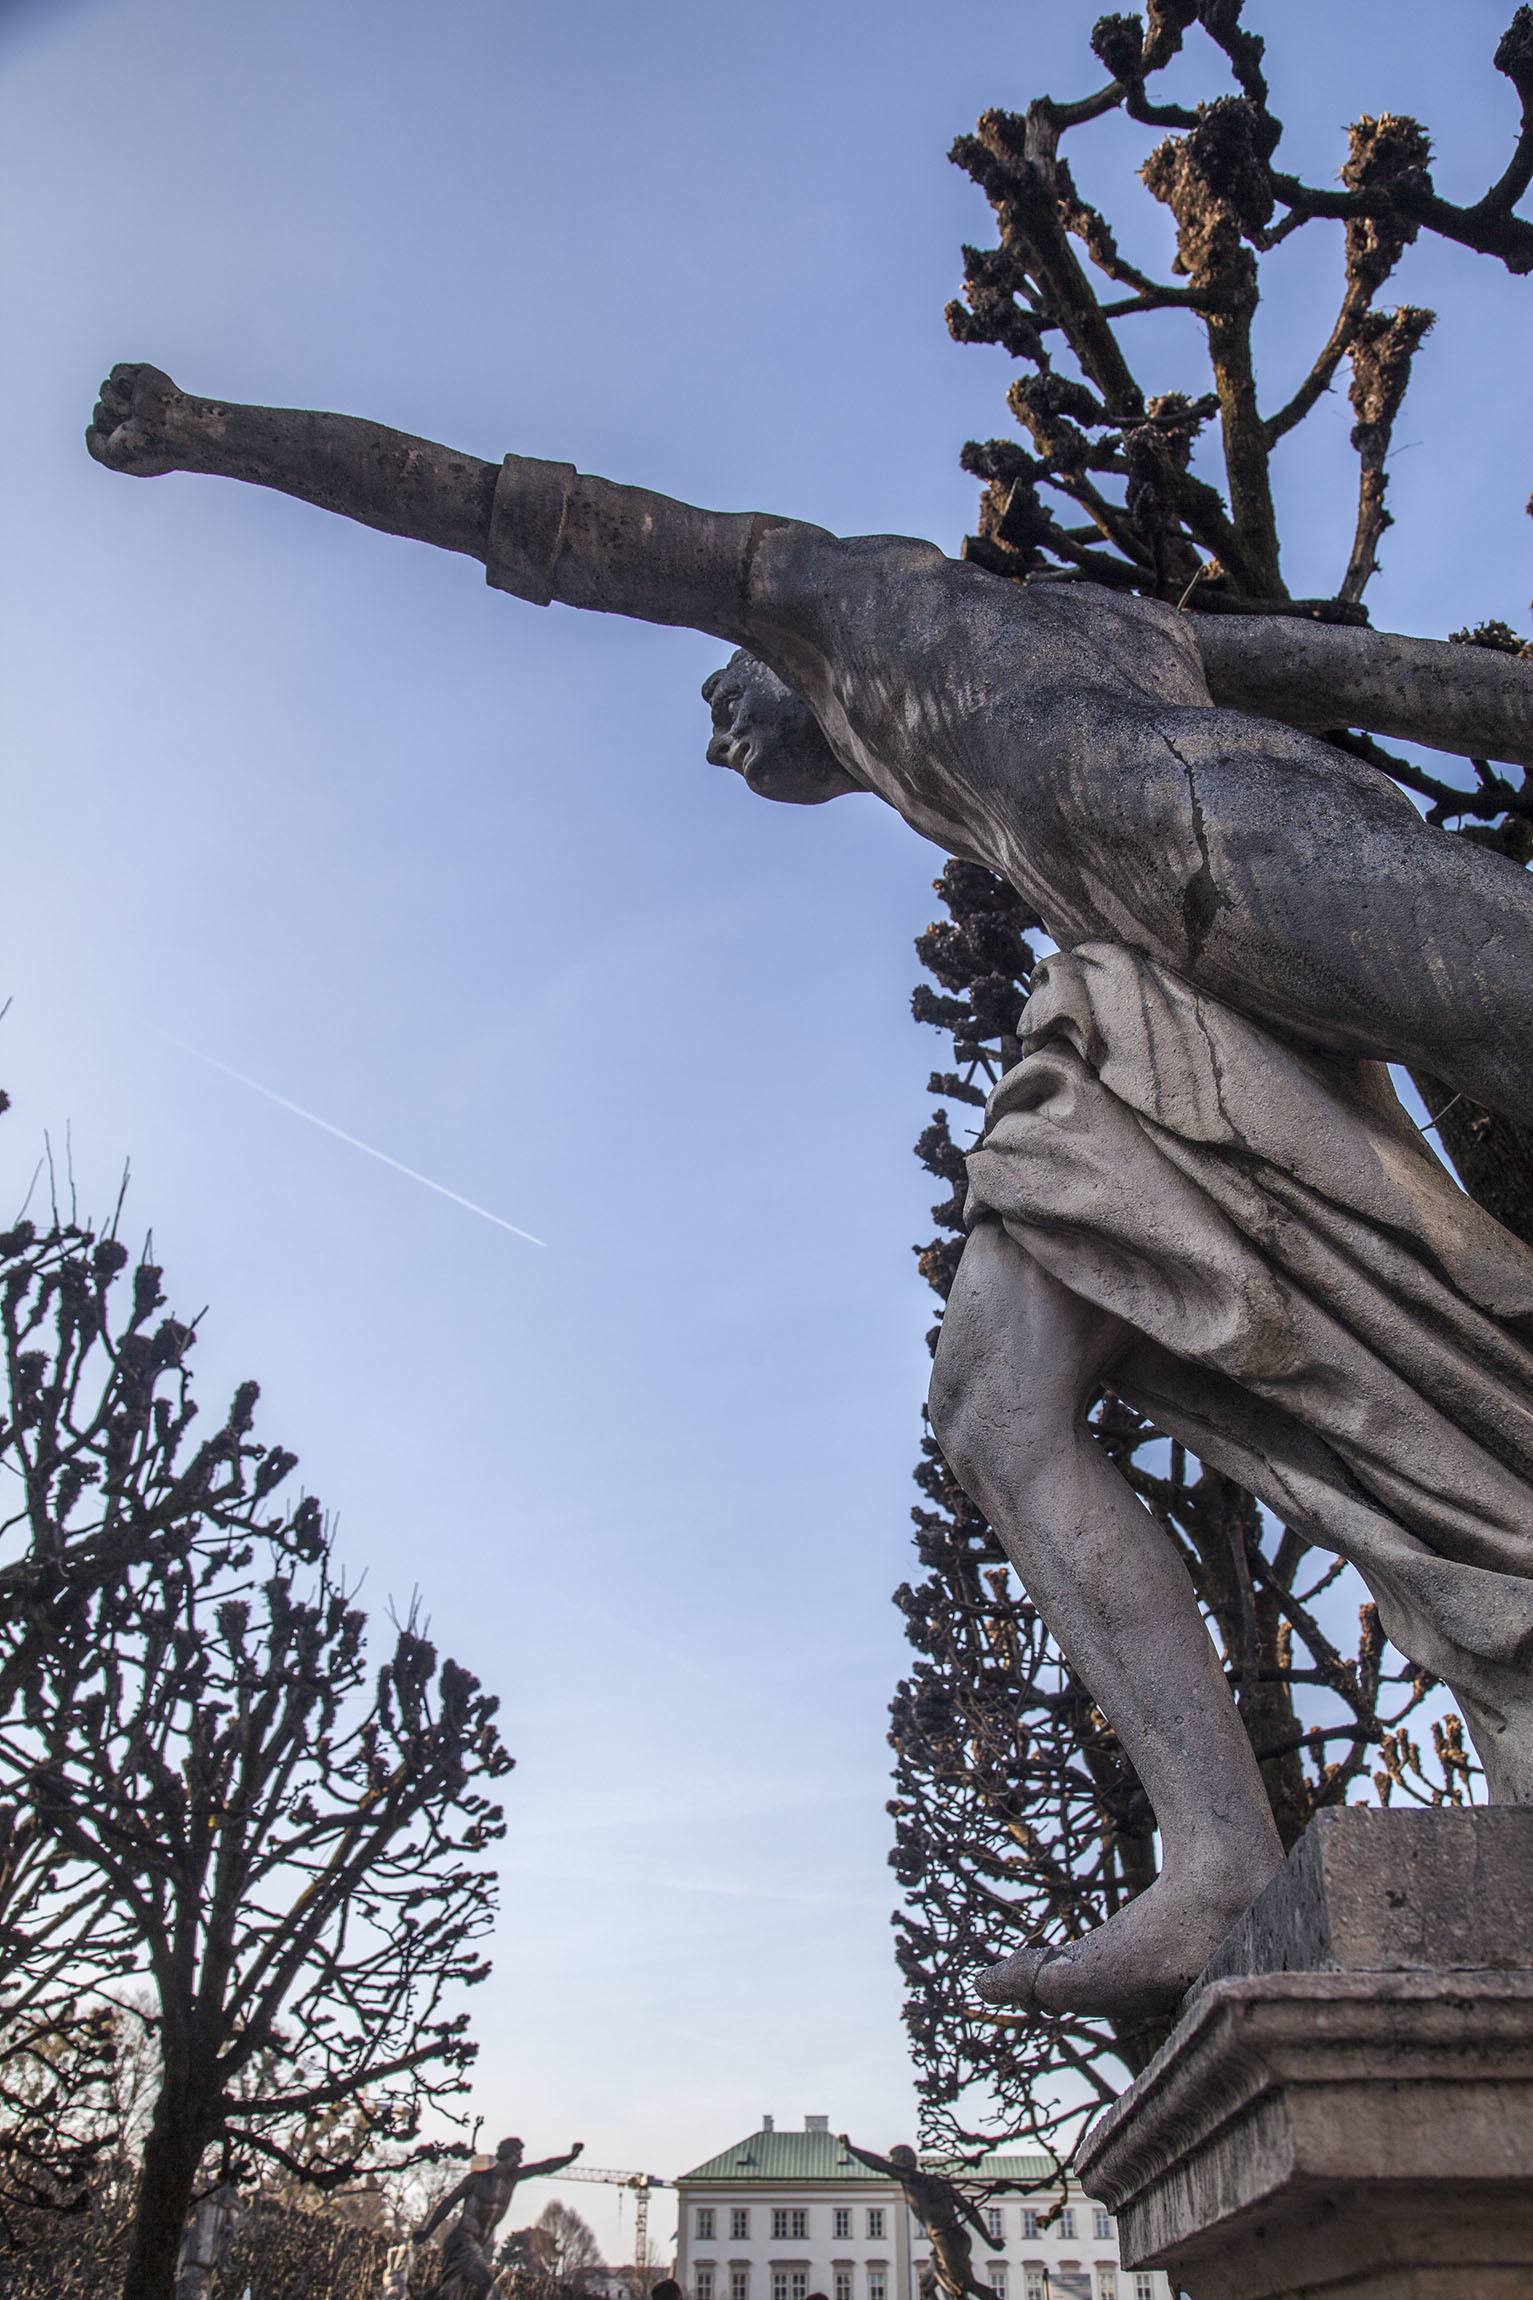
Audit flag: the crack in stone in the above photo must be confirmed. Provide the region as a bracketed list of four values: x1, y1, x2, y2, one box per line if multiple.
[1157, 724, 1228, 965]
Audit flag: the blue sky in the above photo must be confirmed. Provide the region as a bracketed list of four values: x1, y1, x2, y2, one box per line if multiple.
[2, 0, 1528, 2247]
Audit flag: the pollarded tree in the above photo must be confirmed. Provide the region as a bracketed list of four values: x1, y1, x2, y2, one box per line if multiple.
[0, 1799, 120, 2241]
[0, 1180, 320, 2238]
[889, 1, 1532, 2166]
[0, 1212, 511, 2300]
[0, 1201, 325, 1711]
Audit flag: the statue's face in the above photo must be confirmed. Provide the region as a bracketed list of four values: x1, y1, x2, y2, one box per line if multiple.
[702, 652, 862, 806]
[497, 2138, 524, 2165]
[889, 2146, 918, 2170]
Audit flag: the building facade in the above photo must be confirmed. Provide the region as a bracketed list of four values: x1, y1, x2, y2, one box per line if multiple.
[673, 2117, 1170, 2300]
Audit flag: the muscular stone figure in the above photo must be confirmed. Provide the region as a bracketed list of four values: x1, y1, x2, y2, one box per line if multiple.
[414, 2136, 583, 2300]
[87, 364, 1533, 2019]
[838, 2136, 1003, 2300]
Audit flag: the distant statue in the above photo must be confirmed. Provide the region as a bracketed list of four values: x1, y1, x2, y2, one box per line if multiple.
[838, 2137, 1002, 2300]
[174, 2178, 241, 2300]
[87, 362, 1533, 2018]
[414, 2136, 584, 2300]
[379, 2240, 414, 2300]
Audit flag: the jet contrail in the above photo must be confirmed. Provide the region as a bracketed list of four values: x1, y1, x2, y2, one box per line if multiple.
[158, 1032, 547, 1248]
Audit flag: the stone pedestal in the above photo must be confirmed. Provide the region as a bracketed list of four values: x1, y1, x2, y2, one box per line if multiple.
[1077, 1808, 1533, 2299]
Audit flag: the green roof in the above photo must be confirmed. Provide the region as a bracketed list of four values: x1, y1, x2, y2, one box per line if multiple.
[941, 2153, 1054, 2184]
[679, 2128, 867, 2183]
[678, 2130, 1053, 2187]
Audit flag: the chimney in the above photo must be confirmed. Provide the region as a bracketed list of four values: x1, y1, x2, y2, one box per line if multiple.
[805, 2116, 828, 2133]
[762, 2115, 775, 2132]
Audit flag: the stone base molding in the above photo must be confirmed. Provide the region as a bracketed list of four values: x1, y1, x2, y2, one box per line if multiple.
[1078, 1809, 1533, 2299]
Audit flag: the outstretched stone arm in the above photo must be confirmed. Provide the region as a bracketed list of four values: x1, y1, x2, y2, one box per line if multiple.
[87, 367, 1533, 763]
[87, 366, 766, 646]
[88, 366, 500, 560]
[1198, 612, 1533, 770]
[837, 2134, 898, 2180]
[517, 2143, 584, 2179]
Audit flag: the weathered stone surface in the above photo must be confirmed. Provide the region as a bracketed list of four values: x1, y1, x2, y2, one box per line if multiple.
[1080, 1809, 1533, 2299]
[1195, 1805, 1533, 1990]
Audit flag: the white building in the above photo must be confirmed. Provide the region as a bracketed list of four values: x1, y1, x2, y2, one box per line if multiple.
[673, 2116, 1170, 2300]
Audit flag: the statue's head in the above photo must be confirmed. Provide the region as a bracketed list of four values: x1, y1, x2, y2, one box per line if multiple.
[496, 2137, 524, 2163]
[702, 652, 862, 806]
[889, 2145, 918, 2170]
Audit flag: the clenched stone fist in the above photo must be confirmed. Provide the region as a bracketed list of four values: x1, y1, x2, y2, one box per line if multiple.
[86, 363, 184, 476]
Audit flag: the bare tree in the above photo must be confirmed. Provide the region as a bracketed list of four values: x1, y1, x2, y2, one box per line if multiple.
[528, 2199, 605, 2290]
[0, 1187, 291, 2238]
[0, 2005, 158, 2299]
[0, 1203, 325, 1708]
[890, 0, 1531, 2169]
[0, 1800, 120, 2238]
[0, 1209, 511, 2300]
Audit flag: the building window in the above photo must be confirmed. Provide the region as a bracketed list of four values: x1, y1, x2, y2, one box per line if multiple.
[697, 2274, 715, 2300]
[697, 2212, 716, 2242]
[1023, 2274, 1046, 2300]
[1095, 2271, 1116, 2300]
[771, 2277, 807, 2300]
[989, 2270, 1007, 2300]
[730, 2271, 750, 2300]
[1020, 2213, 1040, 2242]
[731, 2212, 751, 2243]
[984, 2208, 1003, 2242]
[833, 2209, 852, 2241]
[771, 2209, 808, 2242]
[1133, 2279, 1155, 2300]
[866, 2211, 885, 2241]
[1093, 2211, 1112, 2242]
[834, 2274, 853, 2300]
[868, 2272, 887, 2300]
[1058, 2210, 1076, 2241]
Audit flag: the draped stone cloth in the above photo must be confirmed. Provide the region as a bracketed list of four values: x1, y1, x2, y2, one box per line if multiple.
[962, 942, 1533, 1801]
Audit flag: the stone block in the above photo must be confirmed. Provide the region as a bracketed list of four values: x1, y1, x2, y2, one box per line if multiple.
[1077, 1808, 1533, 2299]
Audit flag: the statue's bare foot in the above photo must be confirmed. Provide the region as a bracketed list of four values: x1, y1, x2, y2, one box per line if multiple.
[976, 1837, 1284, 2020]
[86, 363, 187, 476]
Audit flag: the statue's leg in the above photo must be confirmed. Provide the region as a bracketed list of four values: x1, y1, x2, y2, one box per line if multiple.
[928, 1219, 1284, 2018]
[933, 2229, 991, 2300]
[450, 2240, 495, 2300]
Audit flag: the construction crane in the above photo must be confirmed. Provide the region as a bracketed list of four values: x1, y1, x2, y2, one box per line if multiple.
[553, 2165, 672, 2269]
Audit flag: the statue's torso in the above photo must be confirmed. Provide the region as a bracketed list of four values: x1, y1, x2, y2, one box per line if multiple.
[747, 531, 1533, 1088]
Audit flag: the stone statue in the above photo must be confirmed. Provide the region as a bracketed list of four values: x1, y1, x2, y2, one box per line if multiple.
[87, 363, 1533, 2018]
[413, 2137, 583, 2300]
[174, 2178, 240, 2300]
[376, 2244, 411, 2300]
[379, 2240, 414, 2300]
[837, 2136, 1002, 2300]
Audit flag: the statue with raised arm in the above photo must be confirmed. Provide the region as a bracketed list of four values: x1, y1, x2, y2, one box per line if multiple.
[414, 2136, 583, 2300]
[838, 2136, 1002, 2300]
[86, 363, 1533, 2019]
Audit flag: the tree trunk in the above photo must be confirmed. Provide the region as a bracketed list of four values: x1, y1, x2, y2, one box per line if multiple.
[119, 2090, 211, 2300]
